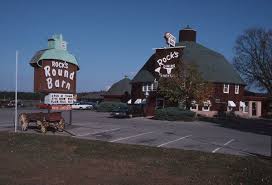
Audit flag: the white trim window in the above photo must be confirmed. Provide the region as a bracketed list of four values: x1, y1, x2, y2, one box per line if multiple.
[239, 101, 246, 112]
[153, 80, 158, 91]
[147, 84, 152, 91]
[142, 81, 157, 92]
[223, 84, 229, 94]
[244, 101, 249, 113]
[202, 100, 211, 111]
[142, 85, 147, 92]
[235, 85, 239, 94]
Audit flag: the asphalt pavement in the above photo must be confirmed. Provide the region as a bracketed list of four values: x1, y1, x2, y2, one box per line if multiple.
[0, 108, 271, 157]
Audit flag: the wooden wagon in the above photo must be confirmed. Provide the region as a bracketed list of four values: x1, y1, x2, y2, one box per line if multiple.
[19, 112, 65, 133]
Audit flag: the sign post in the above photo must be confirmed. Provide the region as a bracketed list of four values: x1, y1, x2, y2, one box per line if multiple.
[15, 51, 18, 133]
[69, 110, 72, 125]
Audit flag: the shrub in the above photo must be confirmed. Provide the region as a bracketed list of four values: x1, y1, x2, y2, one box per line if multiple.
[129, 105, 144, 117]
[262, 113, 272, 119]
[154, 107, 196, 121]
[216, 111, 240, 120]
[96, 101, 127, 112]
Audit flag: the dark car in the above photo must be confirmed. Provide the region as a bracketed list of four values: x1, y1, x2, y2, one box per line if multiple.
[111, 106, 132, 118]
[0, 100, 10, 108]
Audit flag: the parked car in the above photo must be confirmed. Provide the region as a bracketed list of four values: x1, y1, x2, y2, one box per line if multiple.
[7, 100, 24, 108]
[0, 100, 10, 108]
[111, 106, 132, 118]
[72, 102, 93, 110]
[81, 101, 97, 109]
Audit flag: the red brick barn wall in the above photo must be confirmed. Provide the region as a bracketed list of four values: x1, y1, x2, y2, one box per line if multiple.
[131, 83, 145, 103]
[210, 83, 245, 112]
[131, 83, 157, 116]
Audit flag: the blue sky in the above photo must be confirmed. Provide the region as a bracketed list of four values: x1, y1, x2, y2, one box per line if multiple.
[0, 0, 271, 92]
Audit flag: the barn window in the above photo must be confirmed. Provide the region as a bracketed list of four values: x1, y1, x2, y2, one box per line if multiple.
[142, 84, 147, 92]
[147, 84, 152, 91]
[153, 80, 158, 91]
[244, 101, 249, 112]
[142, 81, 158, 92]
[235, 85, 239, 94]
[223, 84, 229, 93]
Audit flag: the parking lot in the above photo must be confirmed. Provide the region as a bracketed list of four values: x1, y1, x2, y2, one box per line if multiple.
[0, 108, 271, 157]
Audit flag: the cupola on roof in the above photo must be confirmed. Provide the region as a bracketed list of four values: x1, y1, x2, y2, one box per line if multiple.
[29, 34, 79, 70]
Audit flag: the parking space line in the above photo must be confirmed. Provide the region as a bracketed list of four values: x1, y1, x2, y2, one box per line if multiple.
[157, 135, 192, 147]
[75, 128, 121, 137]
[212, 139, 235, 153]
[110, 131, 154, 142]
[0, 121, 13, 124]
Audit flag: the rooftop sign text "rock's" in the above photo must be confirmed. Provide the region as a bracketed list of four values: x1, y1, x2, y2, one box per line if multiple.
[155, 51, 179, 77]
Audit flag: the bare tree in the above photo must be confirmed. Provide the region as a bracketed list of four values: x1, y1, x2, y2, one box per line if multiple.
[233, 27, 272, 95]
[158, 61, 212, 109]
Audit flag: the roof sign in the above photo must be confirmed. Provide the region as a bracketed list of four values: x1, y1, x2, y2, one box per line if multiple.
[33, 60, 77, 93]
[164, 32, 176, 47]
[154, 47, 183, 78]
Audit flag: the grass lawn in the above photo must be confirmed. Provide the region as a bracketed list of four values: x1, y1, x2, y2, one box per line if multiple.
[0, 131, 271, 185]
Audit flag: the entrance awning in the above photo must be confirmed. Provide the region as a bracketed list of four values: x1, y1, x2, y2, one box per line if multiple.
[127, 99, 132, 104]
[142, 99, 146, 104]
[228, 101, 236, 107]
[134, 99, 142, 104]
[239, 101, 246, 107]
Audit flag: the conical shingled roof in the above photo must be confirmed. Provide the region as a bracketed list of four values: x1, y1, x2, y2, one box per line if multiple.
[176, 41, 245, 85]
[132, 36, 245, 85]
[131, 54, 156, 83]
[106, 77, 132, 96]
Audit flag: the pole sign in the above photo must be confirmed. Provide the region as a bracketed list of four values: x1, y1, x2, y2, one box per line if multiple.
[44, 93, 74, 105]
[33, 60, 77, 94]
[154, 47, 183, 78]
[164, 32, 176, 47]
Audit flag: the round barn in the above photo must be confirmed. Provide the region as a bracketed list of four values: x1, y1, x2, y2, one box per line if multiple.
[103, 76, 131, 103]
[131, 26, 264, 118]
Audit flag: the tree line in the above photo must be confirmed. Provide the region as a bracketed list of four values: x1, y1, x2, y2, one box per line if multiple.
[0, 91, 102, 101]
[0, 92, 44, 100]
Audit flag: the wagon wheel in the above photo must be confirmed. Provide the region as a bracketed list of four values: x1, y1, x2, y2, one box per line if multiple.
[19, 113, 29, 131]
[38, 116, 47, 134]
[57, 119, 65, 132]
[36, 120, 43, 131]
[41, 125, 47, 133]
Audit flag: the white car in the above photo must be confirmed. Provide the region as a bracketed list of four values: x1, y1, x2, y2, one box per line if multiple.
[72, 102, 93, 110]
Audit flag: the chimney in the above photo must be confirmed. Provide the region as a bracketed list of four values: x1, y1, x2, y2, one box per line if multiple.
[179, 25, 196, 42]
